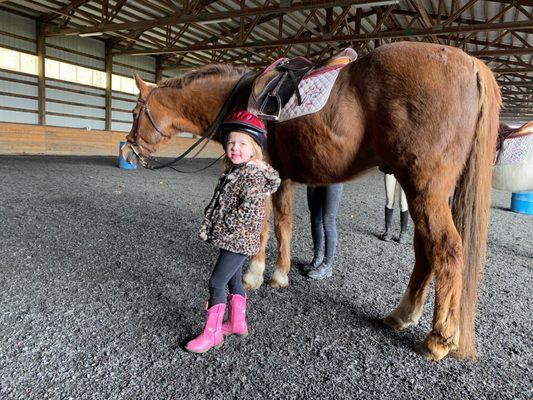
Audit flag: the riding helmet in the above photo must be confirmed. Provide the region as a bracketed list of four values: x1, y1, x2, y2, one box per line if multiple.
[220, 111, 267, 149]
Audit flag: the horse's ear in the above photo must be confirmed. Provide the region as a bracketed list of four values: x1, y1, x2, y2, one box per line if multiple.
[134, 74, 150, 98]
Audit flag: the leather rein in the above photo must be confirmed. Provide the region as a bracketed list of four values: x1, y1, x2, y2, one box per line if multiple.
[129, 71, 255, 172]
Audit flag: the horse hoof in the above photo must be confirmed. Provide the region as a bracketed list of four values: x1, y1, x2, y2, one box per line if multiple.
[383, 307, 420, 330]
[415, 334, 456, 361]
[383, 314, 416, 331]
[415, 342, 438, 361]
[243, 273, 263, 290]
[268, 270, 289, 288]
[243, 259, 265, 290]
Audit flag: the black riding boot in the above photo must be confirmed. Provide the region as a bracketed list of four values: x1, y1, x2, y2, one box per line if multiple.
[380, 207, 394, 241]
[398, 210, 409, 244]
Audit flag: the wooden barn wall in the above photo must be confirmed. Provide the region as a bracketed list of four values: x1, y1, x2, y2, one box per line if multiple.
[0, 123, 222, 158]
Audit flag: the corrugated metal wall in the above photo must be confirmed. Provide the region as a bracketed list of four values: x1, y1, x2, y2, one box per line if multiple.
[0, 10, 159, 133]
[0, 11, 35, 53]
[0, 12, 38, 124]
[111, 55, 156, 133]
[46, 36, 106, 130]
[46, 80, 106, 130]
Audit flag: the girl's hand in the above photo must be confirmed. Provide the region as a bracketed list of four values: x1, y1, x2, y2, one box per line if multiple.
[199, 231, 207, 241]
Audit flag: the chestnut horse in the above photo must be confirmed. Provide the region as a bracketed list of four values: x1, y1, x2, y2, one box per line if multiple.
[122, 42, 501, 361]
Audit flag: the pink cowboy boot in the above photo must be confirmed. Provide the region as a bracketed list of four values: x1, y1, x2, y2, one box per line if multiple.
[185, 303, 226, 353]
[222, 294, 249, 336]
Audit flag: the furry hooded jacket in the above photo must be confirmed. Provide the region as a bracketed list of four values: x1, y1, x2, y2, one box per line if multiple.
[199, 160, 281, 256]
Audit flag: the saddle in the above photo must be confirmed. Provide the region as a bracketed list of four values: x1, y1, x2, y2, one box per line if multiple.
[250, 48, 357, 121]
[251, 56, 316, 121]
[497, 121, 533, 152]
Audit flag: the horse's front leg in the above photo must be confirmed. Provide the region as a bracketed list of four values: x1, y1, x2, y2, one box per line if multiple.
[269, 179, 294, 288]
[243, 200, 271, 290]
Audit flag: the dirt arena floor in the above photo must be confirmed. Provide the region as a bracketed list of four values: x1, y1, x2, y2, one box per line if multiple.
[1, 156, 531, 399]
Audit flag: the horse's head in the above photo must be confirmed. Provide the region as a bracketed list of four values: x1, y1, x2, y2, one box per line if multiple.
[121, 75, 199, 164]
[121, 66, 251, 165]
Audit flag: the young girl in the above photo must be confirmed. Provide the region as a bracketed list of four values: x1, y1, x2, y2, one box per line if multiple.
[186, 111, 280, 353]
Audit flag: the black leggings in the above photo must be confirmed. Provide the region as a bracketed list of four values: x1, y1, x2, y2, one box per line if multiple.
[307, 184, 343, 262]
[208, 249, 248, 307]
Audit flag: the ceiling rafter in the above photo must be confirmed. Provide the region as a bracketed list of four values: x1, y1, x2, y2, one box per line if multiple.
[40, 0, 94, 23]
[114, 19, 533, 56]
[43, 1, 380, 37]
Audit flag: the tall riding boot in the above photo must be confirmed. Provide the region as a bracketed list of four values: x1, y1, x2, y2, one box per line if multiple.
[398, 210, 409, 244]
[221, 294, 248, 336]
[185, 303, 226, 353]
[380, 207, 394, 241]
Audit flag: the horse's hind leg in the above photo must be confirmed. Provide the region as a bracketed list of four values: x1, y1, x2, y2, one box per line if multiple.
[269, 179, 294, 288]
[243, 200, 271, 290]
[384, 230, 432, 330]
[410, 194, 463, 361]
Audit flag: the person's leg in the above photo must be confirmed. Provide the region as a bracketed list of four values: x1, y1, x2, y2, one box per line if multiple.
[398, 186, 410, 244]
[186, 249, 247, 353]
[303, 186, 326, 272]
[381, 173, 396, 241]
[307, 184, 343, 279]
[224, 255, 250, 336]
[227, 257, 248, 298]
[209, 250, 248, 307]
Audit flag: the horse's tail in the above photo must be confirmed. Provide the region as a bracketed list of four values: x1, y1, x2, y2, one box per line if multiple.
[451, 58, 501, 359]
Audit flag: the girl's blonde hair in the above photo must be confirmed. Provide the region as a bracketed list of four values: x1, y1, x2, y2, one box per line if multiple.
[223, 133, 263, 171]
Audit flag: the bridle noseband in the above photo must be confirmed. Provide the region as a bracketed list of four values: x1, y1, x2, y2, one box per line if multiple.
[128, 88, 165, 167]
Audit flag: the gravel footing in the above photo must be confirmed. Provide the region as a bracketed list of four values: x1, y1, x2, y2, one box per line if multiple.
[1, 156, 531, 400]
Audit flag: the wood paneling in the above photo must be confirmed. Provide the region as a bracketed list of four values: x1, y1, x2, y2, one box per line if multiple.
[0, 123, 223, 157]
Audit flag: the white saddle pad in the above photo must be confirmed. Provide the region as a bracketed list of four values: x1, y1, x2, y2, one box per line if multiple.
[495, 134, 533, 166]
[493, 134, 533, 192]
[248, 49, 357, 122]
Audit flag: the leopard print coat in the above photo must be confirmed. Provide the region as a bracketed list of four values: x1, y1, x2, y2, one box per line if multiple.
[199, 161, 281, 256]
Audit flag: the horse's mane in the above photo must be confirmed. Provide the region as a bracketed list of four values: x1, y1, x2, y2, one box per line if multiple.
[159, 64, 249, 89]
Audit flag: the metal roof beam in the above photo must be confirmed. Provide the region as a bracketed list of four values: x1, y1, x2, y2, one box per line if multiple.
[471, 48, 533, 57]
[40, 0, 95, 23]
[114, 19, 533, 56]
[43, 1, 399, 37]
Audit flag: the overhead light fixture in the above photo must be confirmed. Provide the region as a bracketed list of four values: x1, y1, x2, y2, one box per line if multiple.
[359, 0, 400, 7]
[196, 17, 232, 25]
[79, 32, 104, 37]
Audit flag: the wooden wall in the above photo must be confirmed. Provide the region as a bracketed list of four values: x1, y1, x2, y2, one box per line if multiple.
[0, 123, 223, 158]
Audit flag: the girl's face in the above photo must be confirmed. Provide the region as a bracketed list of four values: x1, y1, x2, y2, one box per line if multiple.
[226, 131, 255, 164]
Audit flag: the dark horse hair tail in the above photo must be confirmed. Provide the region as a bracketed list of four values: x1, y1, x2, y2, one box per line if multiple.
[451, 58, 501, 359]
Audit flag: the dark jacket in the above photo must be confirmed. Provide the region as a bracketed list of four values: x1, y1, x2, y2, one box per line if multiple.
[199, 160, 281, 256]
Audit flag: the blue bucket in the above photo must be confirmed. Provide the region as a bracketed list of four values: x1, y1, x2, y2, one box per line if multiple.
[510, 191, 533, 215]
[118, 140, 137, 170]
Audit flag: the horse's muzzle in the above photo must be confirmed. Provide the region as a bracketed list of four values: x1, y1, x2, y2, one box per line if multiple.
[120, 142, 138, 164]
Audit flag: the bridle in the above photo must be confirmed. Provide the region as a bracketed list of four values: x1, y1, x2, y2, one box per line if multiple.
[128, 87, 167, 167]
[127, 71, 255, 172]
